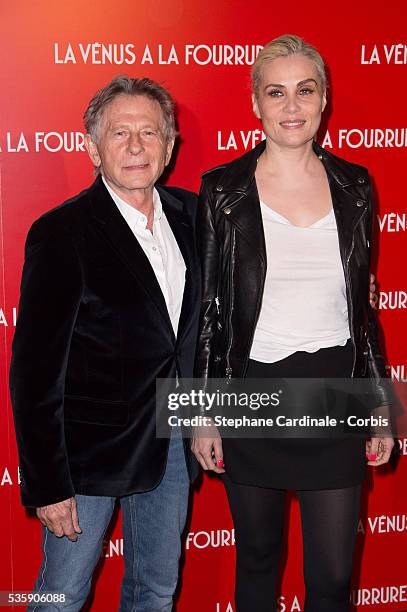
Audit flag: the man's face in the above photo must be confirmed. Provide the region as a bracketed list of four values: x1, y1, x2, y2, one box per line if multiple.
[86, 94, 174, 201]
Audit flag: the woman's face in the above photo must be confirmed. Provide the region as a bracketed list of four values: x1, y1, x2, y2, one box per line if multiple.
[252, 53, 326, 150]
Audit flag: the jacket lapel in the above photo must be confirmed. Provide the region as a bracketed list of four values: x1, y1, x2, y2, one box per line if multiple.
[327, 177, 368, 261]
[88, 177, 173, 332]
[212, 141, 267, 264]
[315, 143, 369, 262]
[212, 140, 368, 265]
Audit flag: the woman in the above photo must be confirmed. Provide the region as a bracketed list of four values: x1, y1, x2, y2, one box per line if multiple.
[192, 35, 394, 612]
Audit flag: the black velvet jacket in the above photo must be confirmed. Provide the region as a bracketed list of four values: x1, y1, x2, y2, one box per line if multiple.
[10, 177, 200, 507]
[194, 140, 389, 405]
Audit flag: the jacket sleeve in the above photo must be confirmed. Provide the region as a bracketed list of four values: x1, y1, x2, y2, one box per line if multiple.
[193, 178, 219, 382]
[9, 219, 83, 507]
[365, 178, 391, 408]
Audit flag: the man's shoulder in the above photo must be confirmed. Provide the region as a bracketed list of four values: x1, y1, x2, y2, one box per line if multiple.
[158, 184, 198, 223]
[159, 184, 197, 205]
[26, 180, 99, 247]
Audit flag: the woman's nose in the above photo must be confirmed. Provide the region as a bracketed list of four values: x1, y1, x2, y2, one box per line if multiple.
[283, 94, 301, 114]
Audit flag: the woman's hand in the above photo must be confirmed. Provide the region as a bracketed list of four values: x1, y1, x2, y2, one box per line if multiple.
[366, 436, 394, 466]
[369, 273, 378, 309]
[192, 422, 225, 474]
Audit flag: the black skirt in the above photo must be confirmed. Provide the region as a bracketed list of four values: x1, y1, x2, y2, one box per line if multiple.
[222, 342, 366, 490]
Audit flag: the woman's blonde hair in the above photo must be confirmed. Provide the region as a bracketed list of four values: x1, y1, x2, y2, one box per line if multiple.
[251, 34, 327, 96]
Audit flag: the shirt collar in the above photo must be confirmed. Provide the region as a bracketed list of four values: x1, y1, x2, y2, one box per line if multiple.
[102, 176, 163, 230]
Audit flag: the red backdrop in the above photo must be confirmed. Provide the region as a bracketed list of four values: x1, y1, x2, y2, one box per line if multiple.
[0, 1, 406, 610]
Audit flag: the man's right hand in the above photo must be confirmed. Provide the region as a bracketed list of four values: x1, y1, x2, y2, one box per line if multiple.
[36, 497, 82, 541]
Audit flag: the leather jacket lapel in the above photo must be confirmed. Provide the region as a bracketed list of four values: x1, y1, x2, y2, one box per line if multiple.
[212, 141, 267, 264]
[317, 144, 369, 263]
[328, 176, 368, 263]
[212, 140, 369, 268]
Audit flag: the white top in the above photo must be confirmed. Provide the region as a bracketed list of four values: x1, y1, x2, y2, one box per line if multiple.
[102, 177, 186, 336]
[250, 202, 350, 363]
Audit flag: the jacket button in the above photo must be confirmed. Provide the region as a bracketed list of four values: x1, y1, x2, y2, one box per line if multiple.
[356, 200, 364, 207]
[357, 177, 365, 184]
[224, 207, 231, 215]
[318, 154, 323, 160]
[216, 185, 223, 192]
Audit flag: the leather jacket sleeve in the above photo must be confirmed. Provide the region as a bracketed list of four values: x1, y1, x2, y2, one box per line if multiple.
[366, 178, 391, 407]
[194, 178, 219, 382]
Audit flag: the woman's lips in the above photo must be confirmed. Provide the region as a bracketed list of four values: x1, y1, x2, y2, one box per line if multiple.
[279, 120, 306, 129]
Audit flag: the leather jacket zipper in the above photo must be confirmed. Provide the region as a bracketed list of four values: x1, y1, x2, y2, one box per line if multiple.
[346, 238, 356, 375]
[225, 230, 236, 379]
[345, 208, 367, 376]
[215, 296, 221, 316]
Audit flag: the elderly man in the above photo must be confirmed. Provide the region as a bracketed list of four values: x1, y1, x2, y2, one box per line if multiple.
[10, 76, 200, 611]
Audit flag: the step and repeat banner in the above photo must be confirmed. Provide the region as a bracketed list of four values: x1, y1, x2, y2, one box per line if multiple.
[0, 1, 406, 610]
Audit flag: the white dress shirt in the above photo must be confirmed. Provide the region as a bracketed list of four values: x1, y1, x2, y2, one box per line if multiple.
[102, 177, 186, 336]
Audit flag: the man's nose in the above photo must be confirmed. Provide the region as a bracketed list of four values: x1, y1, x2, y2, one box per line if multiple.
[128, 133, 144, 154]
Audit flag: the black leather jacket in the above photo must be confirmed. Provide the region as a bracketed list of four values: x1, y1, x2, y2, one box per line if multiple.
[195, 140, 389, 406]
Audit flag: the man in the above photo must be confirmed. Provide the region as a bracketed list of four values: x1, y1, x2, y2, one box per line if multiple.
[10, 76, 200, 611]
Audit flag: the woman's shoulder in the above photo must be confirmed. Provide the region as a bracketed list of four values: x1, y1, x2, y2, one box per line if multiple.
[315, 143, 370, 186]
[201, 141, 266, 192]
[201, 141, 371, 193]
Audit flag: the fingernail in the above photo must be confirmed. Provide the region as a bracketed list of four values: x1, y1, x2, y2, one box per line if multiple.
[368, 453, 377, 461]
[217, 459, 225, 468]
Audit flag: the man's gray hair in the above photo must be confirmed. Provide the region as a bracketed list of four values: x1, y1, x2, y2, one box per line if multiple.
[84, 75, 177, 142]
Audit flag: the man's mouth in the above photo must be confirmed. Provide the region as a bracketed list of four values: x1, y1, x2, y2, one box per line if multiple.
[123, 163, 149, 170]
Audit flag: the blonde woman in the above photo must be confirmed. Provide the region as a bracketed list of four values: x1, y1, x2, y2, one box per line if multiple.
[193, 35, 393, 612]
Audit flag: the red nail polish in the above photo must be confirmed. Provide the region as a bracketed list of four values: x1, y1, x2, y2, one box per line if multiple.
[369, 453, 377, 461]
[217, 459, 225, 468]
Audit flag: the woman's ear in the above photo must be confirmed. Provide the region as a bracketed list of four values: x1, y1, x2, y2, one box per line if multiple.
[252, 94, 261, 119]
[321, 91, 327, 112]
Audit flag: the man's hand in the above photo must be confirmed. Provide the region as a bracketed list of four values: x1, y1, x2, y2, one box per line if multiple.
[192, 423, 225, 474]
[370, 273, 378, 309]
[36, 497, 82, 541]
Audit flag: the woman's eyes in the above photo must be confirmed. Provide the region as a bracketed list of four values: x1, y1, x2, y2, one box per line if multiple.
[267, 88, 315, 97]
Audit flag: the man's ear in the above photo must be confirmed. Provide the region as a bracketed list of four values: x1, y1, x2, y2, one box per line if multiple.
[85, 134, 102, 169]
[165, 137, 175, 166]
[252, 94, 261, 119]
